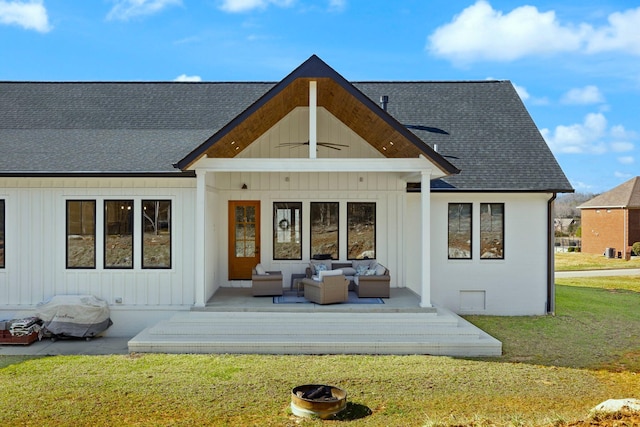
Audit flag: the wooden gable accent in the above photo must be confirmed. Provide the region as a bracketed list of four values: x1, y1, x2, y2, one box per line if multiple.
[317, 79, 425, 159]
[178, 55, 458, 175]
[203, 77, 425, 160]
[203, 78, 309, 159]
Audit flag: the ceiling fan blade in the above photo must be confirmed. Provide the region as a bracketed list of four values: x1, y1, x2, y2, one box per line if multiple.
[276, 141, 347, 150]
[318, 142, 349, 148]
[319, 144, 342, 150]
[404, 124, 449, 135]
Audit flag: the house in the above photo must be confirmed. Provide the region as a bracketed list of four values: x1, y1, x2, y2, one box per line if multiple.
[578, 176, 640, 257]
[554, 218, 577, 234]
[0, 55, 573, 337]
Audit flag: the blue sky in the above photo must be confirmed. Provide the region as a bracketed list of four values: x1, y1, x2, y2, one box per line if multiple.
[1, 0, 639, 194]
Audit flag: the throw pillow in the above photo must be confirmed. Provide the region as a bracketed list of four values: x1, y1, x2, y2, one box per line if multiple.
[364, 269, 377, 276]
[310, 260, 331, 274]
[355, 264, 368, 276]
[375, 264, 386, 276]
[255, 264, 266, 275]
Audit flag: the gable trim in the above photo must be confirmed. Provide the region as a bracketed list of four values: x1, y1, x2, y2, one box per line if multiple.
[175, 55, 459, 177]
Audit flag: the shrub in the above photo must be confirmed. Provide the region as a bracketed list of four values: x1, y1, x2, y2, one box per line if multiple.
[632, 242, 640, 256]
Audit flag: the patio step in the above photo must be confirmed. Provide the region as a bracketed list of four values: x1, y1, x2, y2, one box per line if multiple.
[128, 308, 502, 357]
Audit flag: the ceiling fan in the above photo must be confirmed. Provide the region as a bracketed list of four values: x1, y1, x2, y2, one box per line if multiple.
[276, 141, 349, 151]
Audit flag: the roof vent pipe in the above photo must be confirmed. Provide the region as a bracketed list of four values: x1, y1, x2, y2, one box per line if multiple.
[380, 95, 389, 111]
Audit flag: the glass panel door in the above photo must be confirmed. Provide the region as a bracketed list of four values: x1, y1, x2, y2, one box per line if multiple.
[228, 201, 260, 279]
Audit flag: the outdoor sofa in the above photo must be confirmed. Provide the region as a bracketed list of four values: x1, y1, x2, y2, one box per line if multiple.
[305, 258, 390, 298]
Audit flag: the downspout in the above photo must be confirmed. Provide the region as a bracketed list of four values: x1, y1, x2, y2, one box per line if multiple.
[623, 208, 628, 257]
[547, 193, 557, 314]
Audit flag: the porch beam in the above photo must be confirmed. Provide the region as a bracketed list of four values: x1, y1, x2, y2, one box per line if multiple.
[193, 157, 444, 175]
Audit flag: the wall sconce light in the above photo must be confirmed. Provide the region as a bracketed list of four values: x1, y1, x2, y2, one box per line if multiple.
[241, 183, 248, 190]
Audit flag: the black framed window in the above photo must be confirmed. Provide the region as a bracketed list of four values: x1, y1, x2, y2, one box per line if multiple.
[66, 200, 96, 269]
[310, 202, 339, 260]
[448, 203, 472, 259]
[104, 200, 134, 269]
[0, 200, 4, 268]
[273, 202, 302, 260]
[347, 202, 375, 260]
[142, 200, 171, 269]
[480, 203, 504, 259]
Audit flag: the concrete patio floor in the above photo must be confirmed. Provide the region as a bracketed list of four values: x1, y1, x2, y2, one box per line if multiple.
[198, 286, 433, 312]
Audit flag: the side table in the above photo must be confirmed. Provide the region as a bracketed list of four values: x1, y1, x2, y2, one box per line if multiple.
[290, 273, 306, 296]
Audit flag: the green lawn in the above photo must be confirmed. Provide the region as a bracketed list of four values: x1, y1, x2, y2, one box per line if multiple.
[555, 251, 640, 271]
[1, 276, 639, 426]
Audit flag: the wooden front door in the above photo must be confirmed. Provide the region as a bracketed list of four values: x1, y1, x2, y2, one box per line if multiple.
[228, 201, 260, 280]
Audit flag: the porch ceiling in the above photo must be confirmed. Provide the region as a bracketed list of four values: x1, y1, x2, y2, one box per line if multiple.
[200, 77, 430, 161]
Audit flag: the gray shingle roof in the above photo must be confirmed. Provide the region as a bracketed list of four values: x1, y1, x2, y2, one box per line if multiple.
[0, 76, 572, 192]
[354, 81, 571, 192]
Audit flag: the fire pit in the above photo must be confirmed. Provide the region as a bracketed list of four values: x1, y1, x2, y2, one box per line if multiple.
[291, 384, 347, 419]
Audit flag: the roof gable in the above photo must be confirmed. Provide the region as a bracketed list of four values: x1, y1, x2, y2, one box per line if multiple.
[579, 177, 640, 208]
[175, 55, 459, 175]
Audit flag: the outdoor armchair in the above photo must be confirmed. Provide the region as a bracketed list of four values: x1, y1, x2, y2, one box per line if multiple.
[302, 273, 349, 304]
[251, 268, 283, 296]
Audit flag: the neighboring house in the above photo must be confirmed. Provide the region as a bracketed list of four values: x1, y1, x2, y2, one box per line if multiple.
[0, 55, 572, 336]
[578, 176, 640, 256]
[554, 218, 577, 234]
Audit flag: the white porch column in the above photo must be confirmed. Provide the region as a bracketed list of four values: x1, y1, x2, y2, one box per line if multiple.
[194, 168, 207, 307]
[420, 170, 432, 308]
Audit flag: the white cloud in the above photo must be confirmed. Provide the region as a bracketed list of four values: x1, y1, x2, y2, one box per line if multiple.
[614, 171, 634, 179]
[427, 1, 587, 63]
[617, 156, 634, 164]
[587, 7, 640, 55]
[512, 83, 529, 101]
[218, 0, 293, 13]
[107, 0, 181, 21]
[427, 2, 640, 63]
[561, 85, 605, 105]
[611, 124, 637, 140]
[571, 180, 596, 191]
[542, 113, 638, 157]
[541, 113, 608, 154]
[174, 74, 202, 82]
[509, 82, 549, 105]
[0, 0, 51, 32]
[611, 141, 634, 152]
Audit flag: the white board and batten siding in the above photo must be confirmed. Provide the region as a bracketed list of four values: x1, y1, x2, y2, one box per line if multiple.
[425, 192, 553, 316]
[0, 177, 197, 336]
